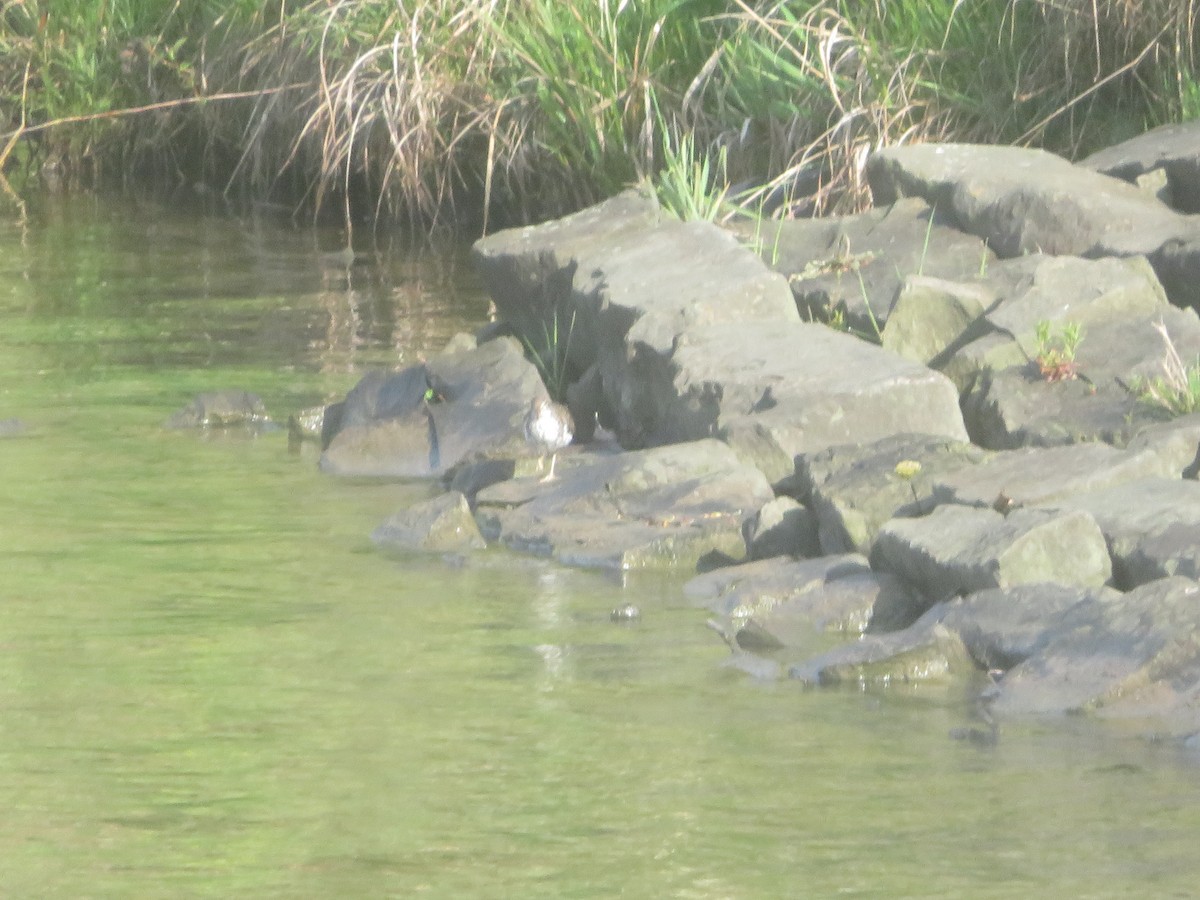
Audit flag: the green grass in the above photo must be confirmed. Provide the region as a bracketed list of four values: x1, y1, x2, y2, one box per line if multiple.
[1130, 319, 1200, 416]
[1, 0, 1196, 226]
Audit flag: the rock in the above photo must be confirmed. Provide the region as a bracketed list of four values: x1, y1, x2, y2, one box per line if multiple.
[1046, 478, 1200, 590]
[788, 581, 1114, 687]
[661, 320, 969, 475]
[371, 491, 487, 553]
[741, 197, 993, 336]
[881, 274, 995, 367]
[165, 390, 272, 429]
[742, 496, 820, 560]
[287, 405, 325, 446]
[866, 142, 1196, 260]
[931, 442, 1176, 510]
[869, 505, 1112, 601]
[795, 433, 985, 554]
[788, 603, 975, 686]
[940, 583, 1115, 672]
[473, 439, 774, 570]
[991, 576, 1200, 737]
[959, 306, 1200, 449]
[1125, 413, 1200, 477]
[685, 553, 923, 639]
[1081, 119, 1200, 214]
[472, 187, 799, 447]
[320, 336, 545, 477]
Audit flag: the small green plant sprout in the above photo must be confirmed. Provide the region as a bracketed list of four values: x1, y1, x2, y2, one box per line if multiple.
[1129, 318, 1200, 417]
[1034, 319, 1083, 382]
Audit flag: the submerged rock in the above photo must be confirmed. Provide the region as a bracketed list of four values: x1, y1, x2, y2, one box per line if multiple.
[166, 390, 272, 430]
[372, 491, 486, 554]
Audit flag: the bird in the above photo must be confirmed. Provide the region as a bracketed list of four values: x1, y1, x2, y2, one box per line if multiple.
[524, 396, 574, 481]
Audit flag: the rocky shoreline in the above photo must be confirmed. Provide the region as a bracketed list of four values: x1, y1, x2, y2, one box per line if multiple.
[318, 123, 1200, 748]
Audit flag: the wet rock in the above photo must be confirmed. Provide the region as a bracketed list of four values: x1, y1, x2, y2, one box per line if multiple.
[165, 390, 272, 429]
[1047, 478, 1200, 590]
[685, 553, 922, 639]
[610, 603, 641, 623]
[795, 433, 985, 554]
[991, 576, 1200, 736]
[869, 505, 1112, 601]
[371, 491, 486, 554]
[474, 439, 774, 571]
[320, 336, 544, 478]
[742, 496, 820, 560]
[940, 583, 1116, 672]
[788, 604, 975, 686]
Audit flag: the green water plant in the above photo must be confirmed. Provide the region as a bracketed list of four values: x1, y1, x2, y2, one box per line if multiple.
[1034, 320, 1083, 382]
[521, 308, 578, 400]
[1129, 319, 1200, 416]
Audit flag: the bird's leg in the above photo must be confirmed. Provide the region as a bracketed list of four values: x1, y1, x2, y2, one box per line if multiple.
[540, 452, 558, 482]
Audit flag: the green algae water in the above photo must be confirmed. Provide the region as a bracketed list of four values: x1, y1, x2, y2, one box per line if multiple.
[1, 194, 1199, 898]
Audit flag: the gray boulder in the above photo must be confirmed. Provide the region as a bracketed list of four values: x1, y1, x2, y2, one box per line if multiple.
[1081, 119, 1200, 214]
[866, 142, 1197, 260]
[1046, 477, 1200, 590]
[661, 321, 968, 482]
[741, 197, 993, 335]
[992, 576, 1200, 735]
[959, 306, 1200, 449]
[473, 439, 774, 570]
[472, 187, 799, 448]
[788, 603, 975, 686]
[787, 581, 1112, 686]
[685, 553, 922, 639]
[320, 336, 544, 477]
[870, 505, 1112, 601]
[371, 491, 487, 554]
[742, 496, 820, 560]
[796, 433, 986, 554]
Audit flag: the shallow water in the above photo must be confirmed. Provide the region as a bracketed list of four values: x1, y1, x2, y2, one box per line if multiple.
[1, 194, 1198, 898]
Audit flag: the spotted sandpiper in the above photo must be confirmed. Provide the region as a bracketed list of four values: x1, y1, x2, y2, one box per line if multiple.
[524, 396, 573, 481]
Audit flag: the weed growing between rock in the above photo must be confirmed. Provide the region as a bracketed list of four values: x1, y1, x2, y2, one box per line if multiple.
[1034, 320, 1083, 382]
[1129, 319, 1200, 416]
[521, 308, 577, 401]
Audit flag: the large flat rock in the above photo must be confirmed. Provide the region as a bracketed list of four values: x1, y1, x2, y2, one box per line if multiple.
[866, 143, 1197, 261]
[474, 439, 775, 570]
[870, 505, 1112, 601]
[659, 321, 968, 481]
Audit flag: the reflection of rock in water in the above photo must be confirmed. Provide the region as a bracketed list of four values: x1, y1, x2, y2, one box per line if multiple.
[950, 673, 1001, 747]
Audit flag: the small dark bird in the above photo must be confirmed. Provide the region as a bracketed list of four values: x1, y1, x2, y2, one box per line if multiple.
[524, 396, 573, 481]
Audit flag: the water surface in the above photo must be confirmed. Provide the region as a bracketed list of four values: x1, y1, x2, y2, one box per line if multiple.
[1, 195, 1197, 898]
